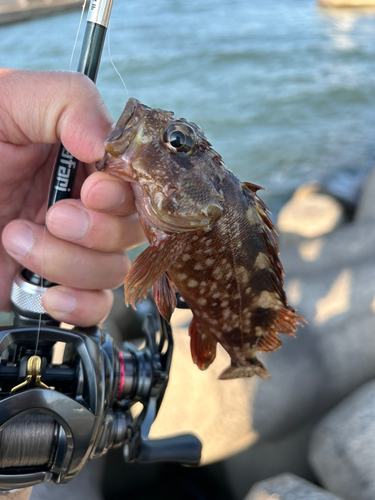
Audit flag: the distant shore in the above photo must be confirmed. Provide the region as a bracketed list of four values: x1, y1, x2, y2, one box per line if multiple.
[319, 0, 375, 6]
[0, 0, 82, 26]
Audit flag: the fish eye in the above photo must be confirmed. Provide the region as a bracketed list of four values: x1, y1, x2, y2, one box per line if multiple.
[169, 130, 186, 149]
[163, 123, 196, 154]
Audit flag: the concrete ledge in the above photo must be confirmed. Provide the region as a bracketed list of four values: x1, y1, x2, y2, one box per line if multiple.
[245, 473, 344, 500]
[0, 0, 82, 26]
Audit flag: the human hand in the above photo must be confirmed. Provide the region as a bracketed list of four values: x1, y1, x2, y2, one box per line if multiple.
[0, 69, 146, 326]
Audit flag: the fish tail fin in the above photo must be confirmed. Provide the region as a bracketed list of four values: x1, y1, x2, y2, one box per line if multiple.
[219, 357, 270, 380]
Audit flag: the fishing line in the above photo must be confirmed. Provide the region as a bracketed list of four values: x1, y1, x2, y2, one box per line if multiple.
[35, 3, 90, 354]
[69, 0, 88, 71]
[34, 0, 114, 355]
[34, 172, 56, 355]
[107, 19, 129, 98]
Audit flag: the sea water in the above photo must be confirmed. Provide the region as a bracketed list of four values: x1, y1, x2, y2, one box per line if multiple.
[0, 0, 375, 212]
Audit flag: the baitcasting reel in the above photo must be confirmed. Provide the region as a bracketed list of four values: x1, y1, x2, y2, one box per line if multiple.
[0, 269, 201, 491]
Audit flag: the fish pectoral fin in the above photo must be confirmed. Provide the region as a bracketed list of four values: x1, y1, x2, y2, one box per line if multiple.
[124, 233, 189, 308]
[189, 316, 217, 371]
[219, 357, 271, 380]
[153, 273, 177, 323]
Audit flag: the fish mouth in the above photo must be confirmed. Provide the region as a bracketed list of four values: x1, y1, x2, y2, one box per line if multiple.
[106, 98, 151, 149]
[110, 97, 141, 140]
[96, 98, 147, 179]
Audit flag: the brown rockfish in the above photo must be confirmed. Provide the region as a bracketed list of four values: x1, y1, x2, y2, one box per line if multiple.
[97, 98, 305, 379]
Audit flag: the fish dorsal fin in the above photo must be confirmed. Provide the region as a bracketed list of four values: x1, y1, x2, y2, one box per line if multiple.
[242, 182, 265, 193]
[242, 180, 283, 285]
[242, 180, 307, 343]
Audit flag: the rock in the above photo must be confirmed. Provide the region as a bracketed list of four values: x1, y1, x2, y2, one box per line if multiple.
[277, 182, 345, 246]
[320, 169, 364, 214]
[224, 421, 318, 500]
[356, 167, 375, 221]
[4, 489, 32, 500]
[251, 231, 375, 440]
[251, 314, 375, 440]
[279, 220, 375, 276]
[30, 456, 105, 500]
[308, 380, 375, 500]
[245, 473, 344, 500]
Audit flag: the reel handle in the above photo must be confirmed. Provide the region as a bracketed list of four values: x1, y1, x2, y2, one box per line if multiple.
[135, 434, 202, 466]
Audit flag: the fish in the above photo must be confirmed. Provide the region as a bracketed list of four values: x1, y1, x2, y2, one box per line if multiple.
[97, 97, 305, 380]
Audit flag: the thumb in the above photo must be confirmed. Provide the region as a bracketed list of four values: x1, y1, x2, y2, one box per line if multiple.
[0, 69, 113, 163]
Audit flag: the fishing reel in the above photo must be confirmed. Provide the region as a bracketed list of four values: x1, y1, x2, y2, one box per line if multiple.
[0, 269, 201, 492]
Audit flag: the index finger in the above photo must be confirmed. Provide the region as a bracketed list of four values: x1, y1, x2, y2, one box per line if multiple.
[81, 171, 137, 216]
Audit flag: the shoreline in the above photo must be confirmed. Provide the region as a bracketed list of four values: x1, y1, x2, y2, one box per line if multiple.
[0, 0, 82, 26]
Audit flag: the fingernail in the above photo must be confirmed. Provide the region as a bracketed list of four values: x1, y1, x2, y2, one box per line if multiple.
[48, 204, 89, 240]
[44, 288, 78, 313]
[4, 222, 35, 257]
[88, 180, 126, 210]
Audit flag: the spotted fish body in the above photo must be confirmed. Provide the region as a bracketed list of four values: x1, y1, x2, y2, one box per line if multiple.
[97, 98, 305, 379]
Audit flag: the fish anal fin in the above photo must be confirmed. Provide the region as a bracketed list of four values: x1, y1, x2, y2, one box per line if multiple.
[124, 233, 189, 308]
[219, 357, 270, 380]
[189, 316, 217, 370]
[153, 273, 176, 323]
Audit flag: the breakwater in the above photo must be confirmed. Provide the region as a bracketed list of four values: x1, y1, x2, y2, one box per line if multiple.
[0, 0, 82, 25]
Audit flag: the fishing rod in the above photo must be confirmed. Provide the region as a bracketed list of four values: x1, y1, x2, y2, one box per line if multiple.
[12, 0, 112, 322]
[0, 0, 202, 496]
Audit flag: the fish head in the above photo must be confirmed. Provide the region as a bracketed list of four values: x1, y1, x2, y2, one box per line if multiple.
[97, 98, 224, 236]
